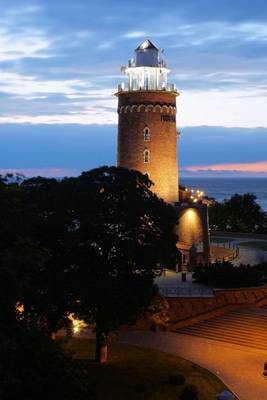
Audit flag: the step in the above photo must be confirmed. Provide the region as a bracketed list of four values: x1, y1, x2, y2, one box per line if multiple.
[196, 319, 267, 332]
[178, 324, 267, 342]
[223, 310, 267, 320]
[177, 330, 267, 351]
[198, 314, 267, 327]
[230, 310, 267, 318]
[178, 326, 267, 344]
[179, 325, 267, 342]
[177, 329, 267, 351]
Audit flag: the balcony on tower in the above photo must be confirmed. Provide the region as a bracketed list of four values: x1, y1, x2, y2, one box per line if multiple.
[118, 39, 177, 93]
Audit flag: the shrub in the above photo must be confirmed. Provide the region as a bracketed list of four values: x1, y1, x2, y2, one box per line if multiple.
[193, 261, 262, 288]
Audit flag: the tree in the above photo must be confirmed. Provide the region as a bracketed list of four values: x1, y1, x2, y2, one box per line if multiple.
[0, 175, 71, 336]
[1, 168, 178, 363]
[193, 261, 262, 287]
[61, 167, 179, 362]
[145, 295, 170, 331]
[0, 324, 92, 400]
[209, 193, 267, 233]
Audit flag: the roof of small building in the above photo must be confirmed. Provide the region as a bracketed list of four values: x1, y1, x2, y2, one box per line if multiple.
[135, 39, 159, 52]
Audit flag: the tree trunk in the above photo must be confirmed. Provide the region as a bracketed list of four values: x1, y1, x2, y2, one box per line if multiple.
[95, 329, 108, 363]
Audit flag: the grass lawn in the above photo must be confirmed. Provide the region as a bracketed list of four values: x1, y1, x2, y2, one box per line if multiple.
[239, 241, 267, 251]
[64, 338, 226, 400]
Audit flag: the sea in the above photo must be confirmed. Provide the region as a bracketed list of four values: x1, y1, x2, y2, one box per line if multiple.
[179, 177, 267, 212]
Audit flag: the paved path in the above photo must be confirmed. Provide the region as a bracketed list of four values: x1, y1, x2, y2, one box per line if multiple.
[119, 331, 267, 400]
[156, 270, 213, 297]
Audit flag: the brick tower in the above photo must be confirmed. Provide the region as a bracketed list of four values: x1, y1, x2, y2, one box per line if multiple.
[116, 40, 210, 269]
[116, 40, 179, 204]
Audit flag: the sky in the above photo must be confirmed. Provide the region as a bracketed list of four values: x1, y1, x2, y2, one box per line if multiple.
[0, 0, 267, 177]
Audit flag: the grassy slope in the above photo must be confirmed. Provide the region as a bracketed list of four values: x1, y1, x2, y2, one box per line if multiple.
[64, 339, 226, 400]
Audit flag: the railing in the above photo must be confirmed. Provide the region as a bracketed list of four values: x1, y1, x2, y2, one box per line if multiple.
[210, 241, 240, 263]
[117, 83, 177, 93]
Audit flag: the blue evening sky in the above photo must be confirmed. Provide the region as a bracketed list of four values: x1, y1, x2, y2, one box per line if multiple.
[0, 0, 267, 176]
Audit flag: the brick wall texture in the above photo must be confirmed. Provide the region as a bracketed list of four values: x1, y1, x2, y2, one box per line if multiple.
[117, 91, 179, 204]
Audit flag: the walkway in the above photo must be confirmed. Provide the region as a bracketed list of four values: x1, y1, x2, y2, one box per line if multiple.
[155, 270, 213, 297]
[120, 330, 267, 400]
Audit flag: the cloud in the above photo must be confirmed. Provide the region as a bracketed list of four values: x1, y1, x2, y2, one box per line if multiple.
[0, 71, 90, 96]
[0, 168, 80, 178]
[0, 5, 52, 62]
[130, 20, 267, 47]
[179, 88, 267, 128]
[184, 161, 267, 173]
[1, 3, 267, 128]
[0, 111, 117, 125]
[124, 31, 147, 39]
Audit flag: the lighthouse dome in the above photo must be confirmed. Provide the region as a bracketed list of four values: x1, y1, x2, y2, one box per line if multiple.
[135, 39, 159, 67]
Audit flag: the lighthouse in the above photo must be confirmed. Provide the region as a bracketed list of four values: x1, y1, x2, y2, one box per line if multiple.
[116, 40, 210, 268]
[116, 39, 179, 204]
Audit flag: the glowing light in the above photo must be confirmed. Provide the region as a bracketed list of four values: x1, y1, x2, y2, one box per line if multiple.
[15, 302, 24, 319]
[68, 313, 87, 336]
[186, 209, 196, 220]
[73, 326, 80, 334]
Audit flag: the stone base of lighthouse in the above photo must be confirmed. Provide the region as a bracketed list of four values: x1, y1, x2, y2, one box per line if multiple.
[175, 202, 210, 271]
[117, 90, 179, 204]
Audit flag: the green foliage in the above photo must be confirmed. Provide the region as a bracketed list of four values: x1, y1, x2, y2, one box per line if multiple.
[209, 193, 267, 233]
[0, 175, 69, 333]
[0, 324, 92, 400]
[53, 167, 179, 336]
[0, 167, 179, 361]
[193, 261, 263, 288]
[146, 295, 170, 329]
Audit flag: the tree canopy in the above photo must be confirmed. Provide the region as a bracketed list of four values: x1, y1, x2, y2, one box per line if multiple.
[0, 167, 179, 364]
[209, 193, 267, 233]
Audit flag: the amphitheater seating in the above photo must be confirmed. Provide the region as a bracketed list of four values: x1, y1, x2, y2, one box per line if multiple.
[177, 306, 267, 351]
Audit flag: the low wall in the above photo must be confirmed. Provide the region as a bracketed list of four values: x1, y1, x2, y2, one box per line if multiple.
[168, 285, 267, 330]
[132, 285, 267, 331]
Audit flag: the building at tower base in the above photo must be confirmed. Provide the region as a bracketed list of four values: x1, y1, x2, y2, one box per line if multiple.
[116, 40, 210, 270]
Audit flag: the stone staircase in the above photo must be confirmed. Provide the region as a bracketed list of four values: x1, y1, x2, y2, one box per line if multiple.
[177, 306, 267, 351]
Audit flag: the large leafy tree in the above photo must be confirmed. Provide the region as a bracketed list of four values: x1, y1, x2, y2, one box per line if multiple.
[0, 176, 93, 400]
[1, 168, 178, 364]
[209, 193, 267, 233]
[0, 325, 92, 400]
[0, 175, 47, 331]
[61, 167, 179, 362]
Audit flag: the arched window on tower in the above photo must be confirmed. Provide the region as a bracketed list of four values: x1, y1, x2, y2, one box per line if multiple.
[143, 127, 150, 141]
[143, 149, 150, 163]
